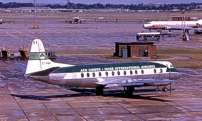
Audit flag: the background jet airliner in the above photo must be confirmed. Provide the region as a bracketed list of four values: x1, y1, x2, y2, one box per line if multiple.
[16, 39, 181, 96]
[0, 19, 3, 24]
[143, 19, 202, 32]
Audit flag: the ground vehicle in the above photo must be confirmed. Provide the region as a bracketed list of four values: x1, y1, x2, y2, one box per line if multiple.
[136, 32, 161, 41]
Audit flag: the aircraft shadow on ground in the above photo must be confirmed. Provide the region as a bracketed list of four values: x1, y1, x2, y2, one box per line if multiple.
[11, 87, 172, 102]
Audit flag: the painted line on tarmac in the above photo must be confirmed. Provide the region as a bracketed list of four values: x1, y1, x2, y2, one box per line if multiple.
[42, 40, 60, 47]
[4, 30, 30, 45]
[8, 29, 67, 48]
[14, 30, 38, 39]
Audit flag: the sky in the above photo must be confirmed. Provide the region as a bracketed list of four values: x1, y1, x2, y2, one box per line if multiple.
[1, 0, 202, 4]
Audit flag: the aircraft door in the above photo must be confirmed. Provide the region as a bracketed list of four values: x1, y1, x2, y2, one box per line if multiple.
[169, 70, 171, 79]
[158, 68, 164, 79]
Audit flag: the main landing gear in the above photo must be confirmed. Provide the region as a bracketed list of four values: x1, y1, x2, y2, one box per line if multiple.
[95, 86, 104, 95]
[162, 86, 168, 92]
[95, 86, 135, 96]
[124, 86, 134, 97]
[156, 83, 172, 93]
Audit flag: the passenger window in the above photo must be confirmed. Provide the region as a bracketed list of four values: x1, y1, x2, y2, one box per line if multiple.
[99, 72, 102, 77]
[81, 73, 84, 78]
[141, 70, 144, 74]
[124, 71, 126, 75]
[93, 73, 96, 77]
[105, 72, 108, 76]
[135, 70, 138, 74]
[87, 73, 90, 77]
[160, 69, 163, 73]
[130, 70, 133, 75]
[117, 71, 120, 75]
[154, 69, 156, 73]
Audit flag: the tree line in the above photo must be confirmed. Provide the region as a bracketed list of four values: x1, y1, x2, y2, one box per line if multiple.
[0, 2, 202, 10]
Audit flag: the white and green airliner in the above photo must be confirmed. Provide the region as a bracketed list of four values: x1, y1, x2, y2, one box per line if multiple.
[16, 39, 181, 96]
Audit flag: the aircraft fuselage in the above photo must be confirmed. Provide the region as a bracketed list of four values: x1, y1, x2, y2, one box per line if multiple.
[143, 20, 202, 30]
[29, 62, 181, 88]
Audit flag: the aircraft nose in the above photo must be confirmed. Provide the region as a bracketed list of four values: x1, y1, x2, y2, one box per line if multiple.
[175, 72, 182, 79]
[143, 24, 147, 28]
[171, 72, 181, 80]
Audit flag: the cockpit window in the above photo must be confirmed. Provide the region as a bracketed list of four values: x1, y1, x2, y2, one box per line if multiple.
[170, 65, 174, 68]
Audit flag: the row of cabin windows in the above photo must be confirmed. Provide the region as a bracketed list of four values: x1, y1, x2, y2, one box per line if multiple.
[80, 69, 163, 78]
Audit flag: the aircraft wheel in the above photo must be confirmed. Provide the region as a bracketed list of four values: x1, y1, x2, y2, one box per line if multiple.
[95, 87, 104, 95]
[125, 87, 134, 97]
[162, 86, 168, 92]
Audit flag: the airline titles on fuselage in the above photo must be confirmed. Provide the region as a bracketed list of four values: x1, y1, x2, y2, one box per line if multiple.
[80, 65, 155, 72]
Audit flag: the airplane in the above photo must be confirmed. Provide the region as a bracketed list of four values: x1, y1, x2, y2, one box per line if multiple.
[15, 39, 181, 96]
[72, 14, 80, 23]
[72, 13, 86, 24]
[0, 19, 3, 24]
[143, 19, 202, 33]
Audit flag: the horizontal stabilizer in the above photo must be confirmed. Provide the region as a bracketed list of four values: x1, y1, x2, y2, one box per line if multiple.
[15, 62, 26, 73]
[28, 67, 60, 76]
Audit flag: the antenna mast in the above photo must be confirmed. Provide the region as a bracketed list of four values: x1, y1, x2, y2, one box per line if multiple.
[34, 0, 37, 21]
[33, 0, 39, 29]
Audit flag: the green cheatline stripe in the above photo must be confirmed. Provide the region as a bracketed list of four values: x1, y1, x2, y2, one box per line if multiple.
[29, 52, 49, 60]
[52, 62, 169, 73]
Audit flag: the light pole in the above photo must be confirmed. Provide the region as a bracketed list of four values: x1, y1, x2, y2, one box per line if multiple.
[181, 10, 186, 40]
[34, 0, 37, 21]
[67, 0, 70, 20]
[33, 0, 39, 29]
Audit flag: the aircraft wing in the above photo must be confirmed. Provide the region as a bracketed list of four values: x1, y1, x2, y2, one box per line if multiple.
[95, 77, 175, 88]
[119, 79, 174, 87]
[96, 77, 131, 86]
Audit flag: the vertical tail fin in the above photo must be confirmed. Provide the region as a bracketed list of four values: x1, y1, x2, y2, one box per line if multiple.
[25, 39, 74, 75]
